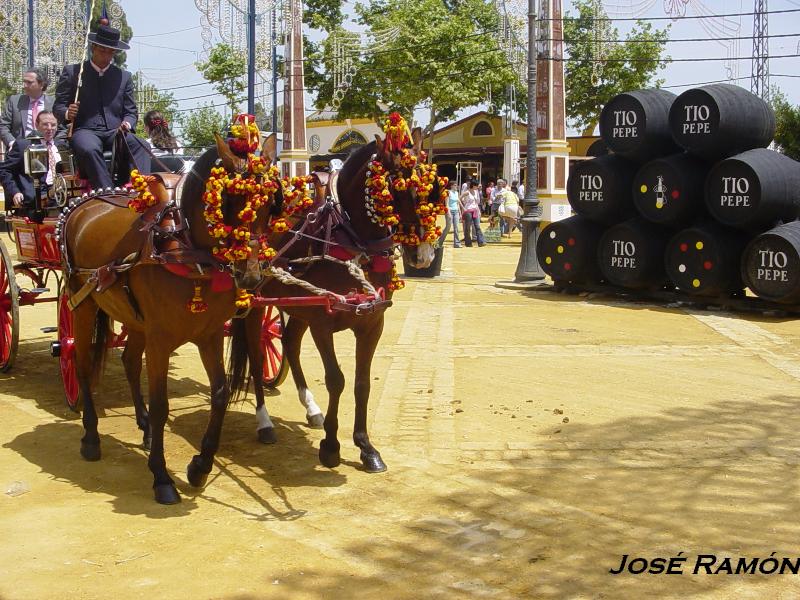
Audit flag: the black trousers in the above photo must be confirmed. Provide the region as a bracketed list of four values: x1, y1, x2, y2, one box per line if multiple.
[71, 128, 151, 189]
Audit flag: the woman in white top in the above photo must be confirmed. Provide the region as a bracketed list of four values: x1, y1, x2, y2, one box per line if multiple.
[458, 180, 486, 247]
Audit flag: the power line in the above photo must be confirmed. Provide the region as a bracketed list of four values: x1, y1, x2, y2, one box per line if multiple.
[136, 26, 202, 38]
[544, 32, 800, 44]
[558, 52, 800, 63]
[549, 7, 800, 21]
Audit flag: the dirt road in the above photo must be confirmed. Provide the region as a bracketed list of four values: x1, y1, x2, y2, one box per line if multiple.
[3, 234, 800, 599]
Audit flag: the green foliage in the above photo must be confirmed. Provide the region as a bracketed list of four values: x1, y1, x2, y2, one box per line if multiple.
[132, 72, 182, 132]
[313, 0, 515, 146]
[195, 44, 246, 118]
[90, 3, 134, 67]
[771, 88, 800, 161]
[182, 103, 229, 151]
[564, 0, 669, 134]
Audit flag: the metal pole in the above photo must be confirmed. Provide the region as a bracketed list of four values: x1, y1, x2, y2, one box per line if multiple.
[272, 5, 278, 153]
[247, 0, 256, 114]
[27, 0, 35, 69]
[514, 0, 546, 282]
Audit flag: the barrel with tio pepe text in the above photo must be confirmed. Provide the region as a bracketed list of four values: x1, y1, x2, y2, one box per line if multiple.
[598, 218, 673, 289]
[741, 222, 800, 303]
[704, 148, 800, 230]
[668, 84, 775, 161]
[632, 153, 709, 227]
[537, 215, 605, 284]
[599, 88, 680, 163]
[665, 223, 748, 296]
[567, 154, 639, 224]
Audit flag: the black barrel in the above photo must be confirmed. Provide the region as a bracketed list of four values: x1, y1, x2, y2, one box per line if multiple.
[665, 222, 748, 296]
[537, 215, 605, 284]
[632, 153, 709, 227]
[567, 154, 639, 224]
[741, 222, 800, 303]
[705, 148, 800, 230]
[599, 88, 680, 162]
[669, 84, 775, 160]
[586, 138, 609, 157]
[598, 218, 673, 289]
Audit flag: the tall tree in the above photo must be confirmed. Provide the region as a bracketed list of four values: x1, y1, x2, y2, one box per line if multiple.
[771, 88, 800, 161]
[314, 0, 515, 157]
[132, 72, 182, 131]
[564, 0, 669, 134]
[182, 103, 229, 151]
[196, 44, 247, 118]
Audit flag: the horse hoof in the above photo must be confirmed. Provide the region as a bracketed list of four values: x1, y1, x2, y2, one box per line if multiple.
[361, 451, 387, 473]
[153, 483, 181, 505]
[257, 427, 277, 444]
[306, 413, 325, 429]
[80, 441, 101, 462]
[319, 439, 341, 468]
[187, 457, 210, 488]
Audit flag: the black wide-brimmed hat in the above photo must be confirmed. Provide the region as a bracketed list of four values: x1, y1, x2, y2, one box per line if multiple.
[88, 24, 130, 51]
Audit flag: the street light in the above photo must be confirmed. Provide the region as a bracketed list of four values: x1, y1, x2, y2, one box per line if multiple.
[514, 0, 546, 282]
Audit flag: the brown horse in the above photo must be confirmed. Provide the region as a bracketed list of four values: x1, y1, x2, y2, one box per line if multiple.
[230, 126, 443, 473]
[61, 135, 280, 504]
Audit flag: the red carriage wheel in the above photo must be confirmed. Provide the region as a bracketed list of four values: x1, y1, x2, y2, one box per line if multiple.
[0, 242, 19, 372]
[57, 292, 80, 411]
[262, 305, 288, 388]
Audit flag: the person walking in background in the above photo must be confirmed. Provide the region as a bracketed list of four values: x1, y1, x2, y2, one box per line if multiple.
[483, 180, 495, 215]
[459, 180, 485, 247]
[493, 179, 508, 234]
[442, 181, 462, 248]
[0, 68, 60, 150]
[143, 110, 180, 156]
[500, 182, 521, 237]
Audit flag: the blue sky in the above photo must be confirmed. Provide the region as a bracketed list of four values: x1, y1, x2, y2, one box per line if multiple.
[121, 0, 800, 136]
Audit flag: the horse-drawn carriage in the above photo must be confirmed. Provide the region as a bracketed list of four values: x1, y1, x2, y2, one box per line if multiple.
[1, 112, 448, 504]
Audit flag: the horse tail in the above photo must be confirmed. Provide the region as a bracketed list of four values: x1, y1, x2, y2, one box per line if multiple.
[90, 309, 111, 385]
[226, 316, 250, 403]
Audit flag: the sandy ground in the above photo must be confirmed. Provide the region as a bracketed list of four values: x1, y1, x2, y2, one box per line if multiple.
[3, 228, 800, 599]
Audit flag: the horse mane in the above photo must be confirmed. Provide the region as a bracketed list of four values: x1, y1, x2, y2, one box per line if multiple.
[338, 141, 376, 182]
[179, 146, 220, 209]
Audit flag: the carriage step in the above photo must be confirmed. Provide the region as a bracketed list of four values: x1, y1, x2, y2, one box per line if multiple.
[30, 287, 50, 294]
[41, 327, 57, 333]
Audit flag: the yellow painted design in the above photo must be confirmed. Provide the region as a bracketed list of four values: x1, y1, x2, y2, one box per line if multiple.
[545, 256, 552, 264]
[640, 184, 647, 193]
[692, 279, 701, 288]
[557, 246, 564, 254]
[695, 241, 704, 250]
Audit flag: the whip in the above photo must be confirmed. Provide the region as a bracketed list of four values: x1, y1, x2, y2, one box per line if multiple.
[68, 0, 98, 138]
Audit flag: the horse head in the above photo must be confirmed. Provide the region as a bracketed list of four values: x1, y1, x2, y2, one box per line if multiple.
[371, 124, 446, 269]
[182, 131, 281, 290]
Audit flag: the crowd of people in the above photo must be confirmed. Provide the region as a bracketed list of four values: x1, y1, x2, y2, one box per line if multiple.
[0, 24, 181, 220]
[441, 177, 524, 249]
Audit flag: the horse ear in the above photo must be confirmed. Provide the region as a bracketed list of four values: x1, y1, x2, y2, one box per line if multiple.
[374, 134, 385, 157]
[411, 127, 424, 153]
[261, 133, 277, 166]
[215, 133, 240, 172]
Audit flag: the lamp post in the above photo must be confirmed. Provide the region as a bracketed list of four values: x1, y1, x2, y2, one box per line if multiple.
[514, 0, 546, 282]
[247, 0, 256, 114]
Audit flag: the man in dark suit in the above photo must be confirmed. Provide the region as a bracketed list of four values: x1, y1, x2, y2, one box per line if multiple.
[0, 110, 61, 221]
[0, 68, 57, 149]
[53, 24, 150, 189]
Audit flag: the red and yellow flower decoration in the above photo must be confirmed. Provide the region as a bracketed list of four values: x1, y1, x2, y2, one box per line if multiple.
[127, 169, 158, 213]
[229, 113, 260, 155]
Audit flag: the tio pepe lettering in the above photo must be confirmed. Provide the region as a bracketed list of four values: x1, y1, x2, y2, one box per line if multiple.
[579, 174, 604, 202]
[611, 240, 636, 269]
[682, 104, 711, 134]
[757, 249, 789, 282]
[612, 110, 638, 138]
[719, 176, 751, 207]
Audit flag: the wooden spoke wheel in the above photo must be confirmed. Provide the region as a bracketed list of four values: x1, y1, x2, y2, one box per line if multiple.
[57, 292, 80, 411]
[262, 305, 288, 389]
[0, 242, 19, 372]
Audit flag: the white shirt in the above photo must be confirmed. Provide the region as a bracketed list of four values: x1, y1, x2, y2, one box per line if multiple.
[45, 141, 60, 186]
[90, 61, 111, 77]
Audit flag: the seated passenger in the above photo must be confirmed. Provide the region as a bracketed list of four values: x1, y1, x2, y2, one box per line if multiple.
[143, 110, 180, 157]
[53, 24, 150, 189]
[0, 110, 61, 221]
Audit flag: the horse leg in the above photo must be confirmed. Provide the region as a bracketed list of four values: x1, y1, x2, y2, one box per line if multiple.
[121, 330, 150, 450]
[284, 316, 324, 428]
[144, 343, 180, 504]
[310, 326, 344, 468]
[353, 320, 387, 473]
[187, 331, 229, 489]
[245, 307, 277, 444]
[73, 300, 102, 461]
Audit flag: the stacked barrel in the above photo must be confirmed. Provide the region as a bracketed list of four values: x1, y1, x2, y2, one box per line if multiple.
[538, 83, 800, 305]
